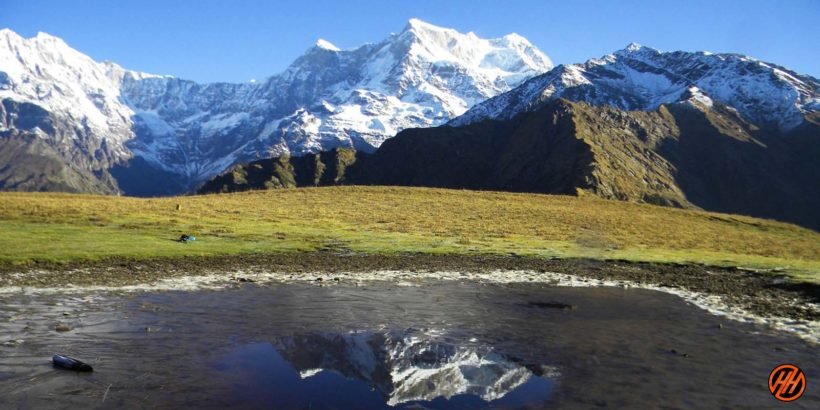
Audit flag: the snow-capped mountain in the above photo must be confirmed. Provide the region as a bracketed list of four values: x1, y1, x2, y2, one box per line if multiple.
[452, 43, 819, 131]
[122, 19, 552, 182]
[202, 43, 820, 229]
[273, 329, 552, 406]
[0, 28, 143, 151]
[0, 28, 157, 193]
[0, 20, 552, 194]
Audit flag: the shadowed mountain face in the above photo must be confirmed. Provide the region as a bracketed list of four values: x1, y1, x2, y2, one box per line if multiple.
[200, 100, 820, 230]
[0, 100, 121, 193]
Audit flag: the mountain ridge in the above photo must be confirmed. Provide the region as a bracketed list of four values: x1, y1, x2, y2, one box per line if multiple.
[0, 20, 553, 195]
[451, 43, 819, 132]
[200, 98, 820, 230]
[3, 24, 818, 222]
[117, 18, 553, 188]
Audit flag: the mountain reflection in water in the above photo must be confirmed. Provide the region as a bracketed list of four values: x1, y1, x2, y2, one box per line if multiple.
[1, 281, 817, 409]
[218, 329, 554, 408]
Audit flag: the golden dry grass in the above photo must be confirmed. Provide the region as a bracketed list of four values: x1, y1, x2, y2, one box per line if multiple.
[0, 186, 817, 282]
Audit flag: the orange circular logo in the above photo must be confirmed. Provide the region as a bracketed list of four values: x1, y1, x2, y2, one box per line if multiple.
[768, 364, 806, 402]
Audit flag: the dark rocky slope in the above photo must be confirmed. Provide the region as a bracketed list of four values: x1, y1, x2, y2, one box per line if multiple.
[200, 100, 820, 230]
[0, 100, 120, 194]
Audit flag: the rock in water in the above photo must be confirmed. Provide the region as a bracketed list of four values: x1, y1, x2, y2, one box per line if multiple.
[526, 301, 577, 310]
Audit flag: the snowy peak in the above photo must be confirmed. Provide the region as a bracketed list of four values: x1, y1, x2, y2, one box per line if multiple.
[402, 18, 459, 37]
[0, 29, 136, 142]
[245, 18, 554, 152]
[314, 38, 340, 51]
[454, 44, 819, 131]
[612, 42, 663, 62]
[0, 28, 20, 42]
[623, 42, 644, 52]
[0, 30, 167, 137]
[617, 42, 655, 54]
[396, 18, 553, 74]
[0, 23, 553, 194]
[33, 31, 68, 45]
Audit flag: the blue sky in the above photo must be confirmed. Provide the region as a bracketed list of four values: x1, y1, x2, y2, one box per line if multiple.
[2, 0, 818, 83]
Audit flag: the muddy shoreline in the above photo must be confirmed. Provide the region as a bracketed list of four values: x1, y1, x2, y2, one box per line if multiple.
[1, 252, 817, 322]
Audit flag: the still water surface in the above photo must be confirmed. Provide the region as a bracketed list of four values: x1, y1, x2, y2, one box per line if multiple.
[0, 280, 817, 408]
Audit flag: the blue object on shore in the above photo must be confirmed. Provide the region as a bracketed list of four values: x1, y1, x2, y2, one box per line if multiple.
[52, 354, 93, 372]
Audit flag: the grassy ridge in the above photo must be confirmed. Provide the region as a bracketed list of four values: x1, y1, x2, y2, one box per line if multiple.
[0, 186, 818, 282]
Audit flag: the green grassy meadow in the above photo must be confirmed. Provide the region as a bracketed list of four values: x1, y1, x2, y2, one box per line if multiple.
[0, 186, 818, 283]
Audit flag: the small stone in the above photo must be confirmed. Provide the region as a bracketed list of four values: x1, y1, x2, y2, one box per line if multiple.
[2, 339, 24, 347]
[55, 323, 71, 332]
[527, 301, 576, 310]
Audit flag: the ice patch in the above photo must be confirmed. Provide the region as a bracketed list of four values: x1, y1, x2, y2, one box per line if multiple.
[135, 110, 174, 136]
[684, 86, 714, 108]
[200, 112, 249, 138]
